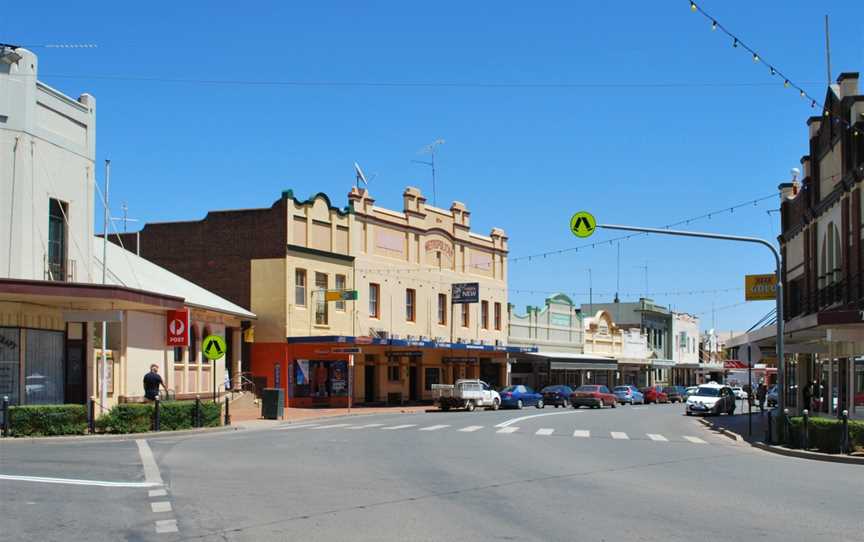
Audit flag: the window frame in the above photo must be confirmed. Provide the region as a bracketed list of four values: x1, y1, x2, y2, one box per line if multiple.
[314, 272, 328, 325]
[295, 269, 307, 307]
[437, 293, 447, 325]
[387, 365, 400, 382]
[406, 288, 416, 322]
[334, 274, 347, 312]
[369, 283, 380, 319]
[461, 303, 470, 328]
[481, 300, 489, 330]
[494, 302, 502, 330]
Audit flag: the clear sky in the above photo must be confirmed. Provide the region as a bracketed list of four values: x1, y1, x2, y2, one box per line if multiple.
[8, 1, 864, 333]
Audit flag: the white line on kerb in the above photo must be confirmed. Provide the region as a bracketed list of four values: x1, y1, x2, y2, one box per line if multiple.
[136, 439, 164, 485]
[0, 474, 160, 488]
[495, 410, 582, 428]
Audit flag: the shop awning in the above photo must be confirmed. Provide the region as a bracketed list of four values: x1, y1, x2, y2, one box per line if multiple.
[522, 351, 618, 371]
[285, 335, 538, 353]
[651, 358, 676, 368]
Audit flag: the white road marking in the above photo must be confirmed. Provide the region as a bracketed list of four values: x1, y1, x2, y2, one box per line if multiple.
[275, 423, 321, 430]
[495, 410, 581, 428]
[647, 433, 668, 442]
[419, 425, 450, 431]
[535, 428, 555, 436]
[347, 424, 385, 430]
[459, 425, 484, 432]
[155, 519, 179, 534]
[312, 423, 353, 430]
[381, 424, 417, 430]
[149, 489, 168, 498]
[573, 430, 590, 438]
[611, 432, 629, 440]
[0, 474, 160, 489]
[496, 427, 520, 434]
[150, 501, 172, 513]
[136, 439, 164, 486]
[683, 436, 707, 444]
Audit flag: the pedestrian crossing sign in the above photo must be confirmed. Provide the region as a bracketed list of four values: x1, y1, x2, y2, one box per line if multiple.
[202, 334, 227, 361]
[569, 211, 596, 238]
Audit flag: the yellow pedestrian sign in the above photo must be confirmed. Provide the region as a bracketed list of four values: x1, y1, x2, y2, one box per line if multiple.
[570, 211, 596, 238]
[202, 335, 227, 361]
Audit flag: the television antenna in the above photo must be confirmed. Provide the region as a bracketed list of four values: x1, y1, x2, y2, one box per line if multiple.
[353, 162, 377, 190]
[110, 202, 141, 255]
[411, 139, 445, 206]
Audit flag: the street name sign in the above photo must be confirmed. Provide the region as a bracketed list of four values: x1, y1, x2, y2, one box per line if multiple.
[570, 211, 596, 238]
[325, 289, 359, 302]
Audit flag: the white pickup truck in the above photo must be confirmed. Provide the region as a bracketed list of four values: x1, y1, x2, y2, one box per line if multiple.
[431, 379, 501, 411]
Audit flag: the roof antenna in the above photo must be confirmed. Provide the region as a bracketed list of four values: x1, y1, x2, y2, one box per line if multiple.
[411, 139, 445, 206]
[824, 15, 832, 86]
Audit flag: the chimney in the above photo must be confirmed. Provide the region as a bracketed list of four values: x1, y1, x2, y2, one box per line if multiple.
[837, 72, 860, 99]
[402, 186, 425, 215]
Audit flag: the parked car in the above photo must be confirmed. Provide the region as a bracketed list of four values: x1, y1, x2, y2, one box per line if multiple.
[662, 386, 686, 403]
[571, 385, 617, 409]
[540, 385, 574, 408]
[855, 391, 864, 407]
[500, 385, 544, 409]
[766, 385, 779, 407]
[640, 386, 669, 404]
[432, 379, 500, 411]
[685, 383, 736, 416]
[612, 385, 645, 405]
[684, 386, 699, 399]
[730, 386, 749, 400]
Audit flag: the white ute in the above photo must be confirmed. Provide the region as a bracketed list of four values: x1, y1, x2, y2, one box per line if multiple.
[431, 379, 501, 411]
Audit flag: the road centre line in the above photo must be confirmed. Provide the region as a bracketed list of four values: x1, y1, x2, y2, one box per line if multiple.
[683, 436, 707, 444]
[347, 424, 385, 429]
[610, 432, 629, 440]
[496, 427, 520, 434]
[419, 425, 450, 431]
[459, 425, 484, 432]
[647, 434, 668, 442]
[535, 428, 555, 436]
[275, 423, 321, 430]
[573, 430, 591, 438]
[312, 423, 353, 429]
[136, 439, 164, 486]
[495, 410, 583, 428]
[381, 424, 417, 430]
[0, 474, 160, 488]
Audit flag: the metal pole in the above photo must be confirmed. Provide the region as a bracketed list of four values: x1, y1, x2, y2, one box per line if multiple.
[100, 160, 110, 414]
[224, 394, 231, 426]
[588, 268, 593, 314]
[598, 224, 786, 425]
[1, 395, 8, 437]
[824, 15, 832, 86]
[748, 346, 753, 437]
[154, 397, 161, 432]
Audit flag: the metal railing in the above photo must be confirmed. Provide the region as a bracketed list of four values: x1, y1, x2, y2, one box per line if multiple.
[43, 255, 76, 282]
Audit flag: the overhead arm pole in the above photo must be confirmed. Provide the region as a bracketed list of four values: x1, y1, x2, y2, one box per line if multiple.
[597, 224, 785, 419]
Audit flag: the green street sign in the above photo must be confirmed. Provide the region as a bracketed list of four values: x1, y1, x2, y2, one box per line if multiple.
[569, 211, 596, 238]
[325, 289, 358, 302]
[202, 334, 227, 361]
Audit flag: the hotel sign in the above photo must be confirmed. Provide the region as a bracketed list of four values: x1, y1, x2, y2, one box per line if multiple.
[452, 282, 479, 304]
[744, 274, 777, 301]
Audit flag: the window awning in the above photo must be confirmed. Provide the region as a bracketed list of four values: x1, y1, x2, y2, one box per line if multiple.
[522, 351, 618, 371]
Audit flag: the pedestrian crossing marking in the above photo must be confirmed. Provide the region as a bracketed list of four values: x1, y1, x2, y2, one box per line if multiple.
[683, 436, 707, 444]
[611, 432, 629, 440]
[312, 423, 352, 430]
[496, 427, 520, 434]
[277, 423, 321, 430]
[573, 430, 591, 438]
[381, 424, 417, 430]
[647, 433, 668, 442]
[347, 423, 384, 429]
[459, 425, 484, 432]
[419, 425, 450, 431]
[535, 428, 555, 436]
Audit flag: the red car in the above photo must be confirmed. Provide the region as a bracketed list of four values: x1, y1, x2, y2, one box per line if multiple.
[571, 385, 617, 409]
[640, 386, 669, 404]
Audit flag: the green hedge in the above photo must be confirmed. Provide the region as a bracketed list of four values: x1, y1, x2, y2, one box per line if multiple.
[787, 416, 864, 453]
[7, 404, 88, 437]
[96, 400, 221, 434]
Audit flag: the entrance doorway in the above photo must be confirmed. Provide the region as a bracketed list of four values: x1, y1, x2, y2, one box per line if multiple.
[364, 364, 376, 403]
[65, 323, 86, 404]
[409, 366, 418, 402]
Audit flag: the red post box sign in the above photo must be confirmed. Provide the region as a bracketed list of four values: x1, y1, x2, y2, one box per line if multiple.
[166, 309, 189, 347]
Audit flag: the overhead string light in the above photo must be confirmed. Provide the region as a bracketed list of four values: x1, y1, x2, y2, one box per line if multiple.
[688, 1, 862, 138]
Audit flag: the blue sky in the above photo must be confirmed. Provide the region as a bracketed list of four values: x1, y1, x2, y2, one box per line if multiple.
[9, 1, 864, 332]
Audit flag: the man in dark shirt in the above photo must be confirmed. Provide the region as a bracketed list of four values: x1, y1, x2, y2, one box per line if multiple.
[143, 364, 166, 401]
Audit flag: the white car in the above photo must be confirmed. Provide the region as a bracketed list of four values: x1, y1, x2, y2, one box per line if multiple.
[431, 379, 501, 411]
[730, 386, 748, 400]
[685, 383, 736, 416]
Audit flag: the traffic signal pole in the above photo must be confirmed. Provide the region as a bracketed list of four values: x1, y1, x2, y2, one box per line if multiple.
[597, 224, 786, 426]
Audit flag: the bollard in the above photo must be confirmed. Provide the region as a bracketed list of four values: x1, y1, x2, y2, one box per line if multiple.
[88, 397, 96, 434]
[1, 396, 9, 437]
[783, 408, 791, 446]
[765, 410, 773, 445]
[224, 395, 231, 426]
[195, 395, 201, 428]
[802, 409, 810, 450]
[841, 410, 850, 454]
[154, 397, 161, 432]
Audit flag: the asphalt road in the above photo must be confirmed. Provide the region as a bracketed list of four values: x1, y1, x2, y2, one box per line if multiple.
[2, 403, 862, 542]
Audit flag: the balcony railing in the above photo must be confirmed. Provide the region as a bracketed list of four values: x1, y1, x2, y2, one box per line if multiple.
[43, 255, 76, 282]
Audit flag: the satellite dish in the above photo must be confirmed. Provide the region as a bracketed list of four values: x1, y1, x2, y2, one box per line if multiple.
[354, 162, 368, 187]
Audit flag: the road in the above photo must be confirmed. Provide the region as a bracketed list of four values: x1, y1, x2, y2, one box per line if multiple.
[1, 404, 862, 542]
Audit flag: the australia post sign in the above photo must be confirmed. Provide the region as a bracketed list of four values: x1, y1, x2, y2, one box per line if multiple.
[166, 309, 189, 347]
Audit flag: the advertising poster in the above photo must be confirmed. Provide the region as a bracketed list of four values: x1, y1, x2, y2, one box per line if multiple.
[331, 361, 347, 396]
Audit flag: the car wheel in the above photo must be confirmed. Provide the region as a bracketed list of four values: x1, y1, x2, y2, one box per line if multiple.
[536, 400, 545, 409]
[516, 399, 523, 410]
[562, 400, 569, 408]
[491, 398, 500, 411]
[465, 400, 475, 412]
[611, 401, 617, 409]
[685, 410, 691, 416]
[441, 404, 450, 412]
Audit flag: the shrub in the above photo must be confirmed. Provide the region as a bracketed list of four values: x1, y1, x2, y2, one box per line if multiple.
[97, 403, 153, 434]
[97, 400, 221, 434]
[8, 404, 88, 437]
[787, 416, 864, 453]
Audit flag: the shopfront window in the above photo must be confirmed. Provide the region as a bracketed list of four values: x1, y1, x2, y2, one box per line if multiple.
[424, 367, 441, 391]
[294, 360, 348, 398]
[853, 358, 864, 420]
[25, 330, 64, 405]
[0, 327, 21, 405]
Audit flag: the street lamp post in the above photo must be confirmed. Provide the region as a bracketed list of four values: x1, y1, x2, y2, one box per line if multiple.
[597, 224, 786, 426]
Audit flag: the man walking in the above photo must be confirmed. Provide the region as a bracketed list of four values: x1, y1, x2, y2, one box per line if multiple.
[144, 364, 167, 401]
[756, 382, 767, 413]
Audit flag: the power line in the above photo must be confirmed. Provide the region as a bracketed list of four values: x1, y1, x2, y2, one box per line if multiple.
[687, 1, 862, 137]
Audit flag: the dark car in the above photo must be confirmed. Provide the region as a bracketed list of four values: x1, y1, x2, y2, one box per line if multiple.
[640, 386, 669, 404]
[662, 386, 686, 403]
[540, 385, 574, 408]
[500, 385, 544, 409]
[571, 385, 617, 409]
